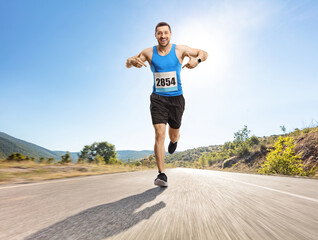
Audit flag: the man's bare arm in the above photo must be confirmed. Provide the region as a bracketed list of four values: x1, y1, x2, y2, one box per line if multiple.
[126, 48, 152, 68]
[184, 46, 208, 61]
[177, 45, 208, 69]
[126, 53, 147, 68]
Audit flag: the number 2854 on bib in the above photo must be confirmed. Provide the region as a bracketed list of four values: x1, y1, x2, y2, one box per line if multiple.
[154, 71, 178, 93]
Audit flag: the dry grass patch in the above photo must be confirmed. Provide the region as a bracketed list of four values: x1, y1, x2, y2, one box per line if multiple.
[0, 161, 154, 185]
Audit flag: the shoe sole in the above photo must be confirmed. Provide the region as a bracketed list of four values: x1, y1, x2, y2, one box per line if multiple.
[154, 179, 168, 187]
[168, 150, 176, 154]
[168, 142, 177, 154]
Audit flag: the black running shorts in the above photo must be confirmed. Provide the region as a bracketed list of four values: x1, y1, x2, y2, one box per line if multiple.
[150, 93, 185, 129]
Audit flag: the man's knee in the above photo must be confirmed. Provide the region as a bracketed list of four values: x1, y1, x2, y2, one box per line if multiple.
[169, 127, 180, 142]
[155, 128, 165, 142]
[155, 130, 165, 141]
[170, 133, 179, 142]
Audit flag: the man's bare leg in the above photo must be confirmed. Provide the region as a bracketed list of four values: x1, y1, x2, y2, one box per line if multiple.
[168, 126, 180, 154]
[169, 126, 180, 143]
[153, 123, 166, 173]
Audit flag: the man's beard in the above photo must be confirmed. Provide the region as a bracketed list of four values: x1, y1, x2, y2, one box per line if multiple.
[158, 39, 170, 47]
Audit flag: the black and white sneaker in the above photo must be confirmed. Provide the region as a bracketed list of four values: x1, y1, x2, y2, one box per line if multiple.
[154, 172, 168, 187]
[168, 141, 178, 154]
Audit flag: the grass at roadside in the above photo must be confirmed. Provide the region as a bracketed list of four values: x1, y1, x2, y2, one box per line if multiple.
[0, 161, 157, 185]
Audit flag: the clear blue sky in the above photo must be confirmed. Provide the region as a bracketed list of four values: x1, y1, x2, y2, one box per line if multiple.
[1, 0, 318, 152]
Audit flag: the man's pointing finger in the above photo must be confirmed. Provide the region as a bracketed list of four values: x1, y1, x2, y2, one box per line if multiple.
[137, 58, 147, 67]
[182, 63, 189, 69]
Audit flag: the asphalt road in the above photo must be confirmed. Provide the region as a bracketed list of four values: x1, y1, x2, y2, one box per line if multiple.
[0, 168, 318, 240]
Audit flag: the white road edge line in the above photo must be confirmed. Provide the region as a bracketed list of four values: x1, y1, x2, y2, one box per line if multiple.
[227, 178, 318, 203]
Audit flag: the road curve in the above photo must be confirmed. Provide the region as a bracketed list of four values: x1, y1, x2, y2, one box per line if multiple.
[0, 168, 317, 240]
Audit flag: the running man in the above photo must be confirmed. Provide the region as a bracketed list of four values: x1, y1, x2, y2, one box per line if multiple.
[126, 22, 208, 187]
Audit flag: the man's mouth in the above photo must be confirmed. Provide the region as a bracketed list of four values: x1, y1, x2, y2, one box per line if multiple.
[160, 39, 167, 43]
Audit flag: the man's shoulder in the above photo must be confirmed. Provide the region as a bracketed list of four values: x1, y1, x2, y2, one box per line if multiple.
[175, 45, 191, 55]
[175, 45, 190, 50]
[143, 47, 154, 52]
[141, 47, 154, 56]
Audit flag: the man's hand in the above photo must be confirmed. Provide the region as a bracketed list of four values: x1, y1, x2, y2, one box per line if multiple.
[126, 56, 147, 68]
[182, 56, 199, 69]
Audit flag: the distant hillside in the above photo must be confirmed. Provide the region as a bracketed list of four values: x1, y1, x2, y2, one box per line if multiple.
[0, 132, 154, 163]
[0, 132, 60, 160]
[117, 150, 154, 162]
[165, 145, 221, 165]
[51, 150, 154, 163]
[52, 150, 154, 163]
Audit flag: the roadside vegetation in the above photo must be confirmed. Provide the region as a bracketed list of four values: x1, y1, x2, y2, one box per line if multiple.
[167, 124, 318, 178]
[259, 136, 303, 175]
[0, 141, 164, 185]
[2, 124, 317, 184]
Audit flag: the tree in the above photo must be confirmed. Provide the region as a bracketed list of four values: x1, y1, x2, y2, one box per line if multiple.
[233, 125, 251, 143]
[198, 154, 208, 168]
[60, 152, 72, 164]
[78, 145, 94, 163]
[94, 154, 104, 164]
[93, 142, 117, 164]
[222, 141, 235, 151]
[280, 125, 286, 134]
[233, 125, 251, 157]
[78, 141, 118, 164]
[259, 136, 305, 175]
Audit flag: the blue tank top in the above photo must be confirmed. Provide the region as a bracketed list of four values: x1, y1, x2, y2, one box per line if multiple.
[151, 44, 183, 96]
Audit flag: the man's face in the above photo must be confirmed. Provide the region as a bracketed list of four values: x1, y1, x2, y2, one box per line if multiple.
[155, 26, 171, 47]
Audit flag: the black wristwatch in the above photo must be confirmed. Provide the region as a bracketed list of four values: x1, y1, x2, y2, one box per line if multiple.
[197, 58, 202, 63]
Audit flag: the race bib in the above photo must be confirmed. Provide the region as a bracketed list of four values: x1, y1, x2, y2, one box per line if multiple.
[154, 71, 178, 92]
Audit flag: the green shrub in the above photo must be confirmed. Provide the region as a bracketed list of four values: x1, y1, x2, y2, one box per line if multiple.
[7, 153, 26, 162]
[59, 152, 72, 164]
[260, 144, 267, 152]
[39, 157, 46, 163]
[235, 143, 250, 157]
[47, 158, 55, 164]
[248, 135, 260, 147]
[292, 128, 301, 137]
[259, 136, 305, 176]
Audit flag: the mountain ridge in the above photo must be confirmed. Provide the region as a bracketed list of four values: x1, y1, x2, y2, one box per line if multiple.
[0, 132, 154, 162]
[0, 132, 60, 160]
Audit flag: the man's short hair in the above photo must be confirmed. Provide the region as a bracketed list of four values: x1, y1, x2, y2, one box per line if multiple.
[155, 22, 171, 33]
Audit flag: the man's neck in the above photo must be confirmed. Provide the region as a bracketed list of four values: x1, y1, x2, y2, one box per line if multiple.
[157, 43, 172, 55]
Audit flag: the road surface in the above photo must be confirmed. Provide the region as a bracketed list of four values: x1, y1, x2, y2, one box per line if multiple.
[0, 168, 317, 240]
